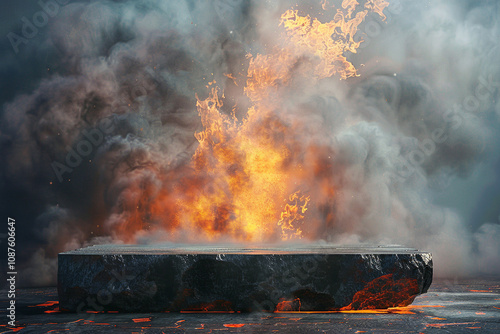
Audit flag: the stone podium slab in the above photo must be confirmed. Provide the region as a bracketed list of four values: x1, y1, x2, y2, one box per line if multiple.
[58, 244, 432, 312]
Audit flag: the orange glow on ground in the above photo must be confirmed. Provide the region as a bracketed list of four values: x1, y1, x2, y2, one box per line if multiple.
[426, 322, 478, 328]
[340, 274, 420, 310]
[223, 324, 245, 328]
[35, 301, 59, 307]
[274, 274, 425, 312]
[44, 308, 60, 314]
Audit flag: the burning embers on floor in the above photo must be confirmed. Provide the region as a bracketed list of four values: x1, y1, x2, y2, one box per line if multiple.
[58, 244, 432, 312]
[275, 274, 420, 312]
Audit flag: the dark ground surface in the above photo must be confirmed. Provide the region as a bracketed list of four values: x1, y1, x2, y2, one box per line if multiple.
[1, 278, 499, 333]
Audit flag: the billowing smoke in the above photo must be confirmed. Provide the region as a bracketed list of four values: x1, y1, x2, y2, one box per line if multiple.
[1, 0, 499, 287]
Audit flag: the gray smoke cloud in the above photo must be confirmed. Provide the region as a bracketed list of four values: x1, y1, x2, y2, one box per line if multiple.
[1, 0, 499, 287]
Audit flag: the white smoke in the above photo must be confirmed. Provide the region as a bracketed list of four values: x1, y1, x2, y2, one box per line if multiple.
[1, 0, 499, 286]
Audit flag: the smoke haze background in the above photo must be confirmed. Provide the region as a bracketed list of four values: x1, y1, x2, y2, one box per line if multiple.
[0, 0, 499, 287]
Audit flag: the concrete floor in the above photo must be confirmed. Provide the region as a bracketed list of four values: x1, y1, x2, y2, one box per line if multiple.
[1, 278, 499, 333]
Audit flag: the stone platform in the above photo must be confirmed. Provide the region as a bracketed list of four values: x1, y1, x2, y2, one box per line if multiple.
[58, 244, 432, 312]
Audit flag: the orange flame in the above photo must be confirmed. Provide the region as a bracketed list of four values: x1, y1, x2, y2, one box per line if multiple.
[342, 0, 360, 19]
[278, 191, 311, 240]
[280, 8, 365, 79]
[109, 2, 389, 242]
[321, 0, 331, 11]
[365, 0, 390, 21]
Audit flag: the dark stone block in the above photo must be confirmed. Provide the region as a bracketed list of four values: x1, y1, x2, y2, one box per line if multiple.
[58, 244, 432, 312]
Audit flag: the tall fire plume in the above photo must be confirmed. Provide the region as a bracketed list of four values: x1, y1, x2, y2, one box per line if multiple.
[127, 2, 390, 242]
[1, 0, 499, 286]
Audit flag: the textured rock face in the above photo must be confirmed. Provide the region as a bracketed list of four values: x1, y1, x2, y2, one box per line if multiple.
[58, 244, 433, 312]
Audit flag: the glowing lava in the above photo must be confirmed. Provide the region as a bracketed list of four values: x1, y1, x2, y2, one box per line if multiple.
[274, 274, 421, 312]
[340, 274, 420, 310]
